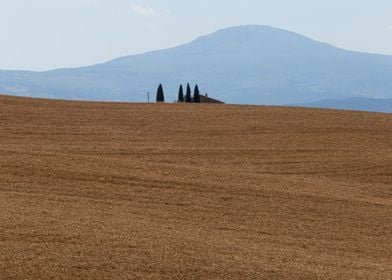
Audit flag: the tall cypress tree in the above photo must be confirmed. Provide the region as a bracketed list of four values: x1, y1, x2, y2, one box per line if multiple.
[185, 83, 192, 103]
[193, 84, 201, 103]
[178, 84, 184, 103]
[156, 84, 164, 103]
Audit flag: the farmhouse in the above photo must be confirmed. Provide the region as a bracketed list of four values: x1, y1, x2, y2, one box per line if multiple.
[192, 93, 225, 104]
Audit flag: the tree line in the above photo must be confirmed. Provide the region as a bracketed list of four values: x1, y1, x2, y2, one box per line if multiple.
[156, 83, 201, 103]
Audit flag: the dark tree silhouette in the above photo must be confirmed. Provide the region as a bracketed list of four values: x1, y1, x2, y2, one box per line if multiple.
[178, 85, 184, 103]
[193, 84, 201, 103]
[185, 83, 192, 103]
[156, 84, 165, 103]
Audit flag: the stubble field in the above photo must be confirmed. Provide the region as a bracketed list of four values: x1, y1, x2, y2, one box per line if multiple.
[0, 95, 391, 279]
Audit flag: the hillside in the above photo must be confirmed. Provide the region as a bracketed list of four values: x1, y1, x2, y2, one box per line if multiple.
[0, 95, 391, 279]
[300, 97, 392, 113]
[1, 25, 392, 107]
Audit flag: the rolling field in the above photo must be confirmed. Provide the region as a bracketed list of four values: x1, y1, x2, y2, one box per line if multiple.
[0, 95, 391, 279]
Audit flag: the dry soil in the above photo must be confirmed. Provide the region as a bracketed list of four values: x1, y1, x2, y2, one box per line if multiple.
[0, 95, 391, 279]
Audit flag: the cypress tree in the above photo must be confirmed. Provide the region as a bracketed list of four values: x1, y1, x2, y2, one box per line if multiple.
[193, 84, 201, 103]
[155, 84, 159, 102]
[178, 84, 184, 103]
[156, 84, 165, 103]
[185, 83, 192, 103]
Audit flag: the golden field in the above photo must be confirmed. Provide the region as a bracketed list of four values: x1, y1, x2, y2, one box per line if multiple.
[0, 95, 391, 279]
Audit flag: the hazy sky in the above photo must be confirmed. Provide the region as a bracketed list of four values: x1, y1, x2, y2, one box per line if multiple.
[1, 0, 392, 71]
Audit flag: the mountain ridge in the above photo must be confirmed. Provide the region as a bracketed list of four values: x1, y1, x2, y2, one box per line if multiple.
[1, 25, 392, 108]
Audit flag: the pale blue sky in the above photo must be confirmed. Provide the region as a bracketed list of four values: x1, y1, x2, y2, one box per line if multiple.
[1, 0, 392, 70]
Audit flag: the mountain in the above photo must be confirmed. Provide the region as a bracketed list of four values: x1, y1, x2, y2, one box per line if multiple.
[298, 97, 392, 113]
[1, 25, 392, 106]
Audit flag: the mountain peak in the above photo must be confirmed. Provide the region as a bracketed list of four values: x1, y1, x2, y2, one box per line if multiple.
[209, 24, 294, 35]
[190, 25, 322, 49]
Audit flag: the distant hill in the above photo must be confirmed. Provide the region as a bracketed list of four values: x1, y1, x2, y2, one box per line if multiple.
[1, 25, 392, 107]
[297, 97, 392, 113]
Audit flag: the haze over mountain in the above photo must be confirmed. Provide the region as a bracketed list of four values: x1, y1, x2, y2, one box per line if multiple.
[1, 25, 392, 109]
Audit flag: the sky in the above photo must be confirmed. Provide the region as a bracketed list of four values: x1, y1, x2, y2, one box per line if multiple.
[1, 0, 392, 71]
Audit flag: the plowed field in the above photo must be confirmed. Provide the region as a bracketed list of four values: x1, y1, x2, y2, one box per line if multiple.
[1, 95, 391, 279]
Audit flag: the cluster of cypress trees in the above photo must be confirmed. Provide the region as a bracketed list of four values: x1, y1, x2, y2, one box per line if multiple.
[156, 83, 202, 103]
[178, 83, 201, 103]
